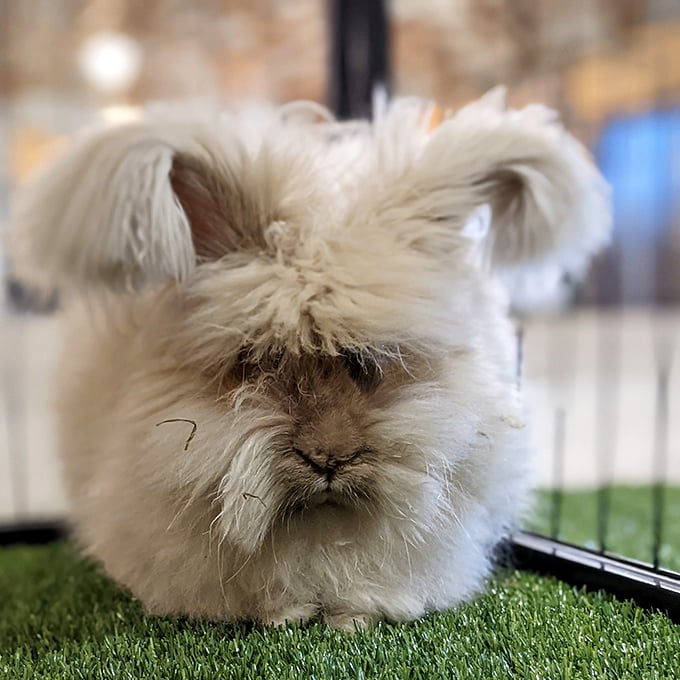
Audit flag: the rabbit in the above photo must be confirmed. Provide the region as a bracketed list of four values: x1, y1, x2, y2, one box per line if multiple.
[7, 89, 611, 631]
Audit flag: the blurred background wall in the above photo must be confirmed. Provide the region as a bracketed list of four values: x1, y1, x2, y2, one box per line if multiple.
[1, 0, 679, 303]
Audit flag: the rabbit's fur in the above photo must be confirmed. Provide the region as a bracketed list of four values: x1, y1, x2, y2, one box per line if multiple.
[8, 91, 610, 630]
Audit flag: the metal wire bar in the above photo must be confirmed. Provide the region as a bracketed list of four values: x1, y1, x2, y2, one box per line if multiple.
[514, 323, 525, 390]
[550, 408, 566, 540]
[652, 332, 674, 570]
[595, 315, 621, 553]
[508, 530, 680, 624]
[3, 322, 29, 519]
[651, 370, 668, 570]
[0, 521, 67, 546]
[327, 0, 390, 120]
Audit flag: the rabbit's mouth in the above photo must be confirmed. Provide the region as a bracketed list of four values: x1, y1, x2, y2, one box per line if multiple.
[274, 444, 376, 514]
[278, 465, 377, 518]
[304, 488, 352, 509]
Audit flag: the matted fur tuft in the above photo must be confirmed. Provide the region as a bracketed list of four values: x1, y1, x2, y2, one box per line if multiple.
[6, 92, 611, 630]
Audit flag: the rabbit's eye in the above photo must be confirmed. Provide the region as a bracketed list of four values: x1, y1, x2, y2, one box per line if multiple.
[236, 347, 252, 365]
[234, 347, 273, 378]
[342, 351, 381, 392]
[232, 348, 257, 380]
[233, 347, 286, 382]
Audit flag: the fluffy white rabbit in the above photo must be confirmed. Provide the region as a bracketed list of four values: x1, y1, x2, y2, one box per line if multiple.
[8, 90, 610, 630]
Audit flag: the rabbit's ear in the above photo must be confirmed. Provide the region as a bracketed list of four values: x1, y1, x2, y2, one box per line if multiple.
[374, 93, 611, 280]
[169, 151, 266, 263]
[434, 97, 611, 275]
[8, 118, 255, 292]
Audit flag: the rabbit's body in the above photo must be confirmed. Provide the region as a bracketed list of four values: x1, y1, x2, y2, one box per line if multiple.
[58, 262, 526, 629]
[11, 93, 610, 629]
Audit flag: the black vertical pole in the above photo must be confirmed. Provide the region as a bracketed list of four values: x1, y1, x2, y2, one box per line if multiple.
[327, 0, 390, 120]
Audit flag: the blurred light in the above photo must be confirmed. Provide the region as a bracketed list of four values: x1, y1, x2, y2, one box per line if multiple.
[99, 106, 142, 124]
[78, 32, 142, 94]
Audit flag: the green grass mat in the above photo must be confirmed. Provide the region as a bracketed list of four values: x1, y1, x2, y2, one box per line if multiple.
[1, 487, 678, 680]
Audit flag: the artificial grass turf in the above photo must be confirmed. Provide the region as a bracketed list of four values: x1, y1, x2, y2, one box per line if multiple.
[1, 487, 678, 680]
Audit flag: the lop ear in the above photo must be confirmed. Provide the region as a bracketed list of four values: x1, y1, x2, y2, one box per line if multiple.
[418, 93, 612, 277]
[7, 116, 257, 292]
[366, 92, 611, 282]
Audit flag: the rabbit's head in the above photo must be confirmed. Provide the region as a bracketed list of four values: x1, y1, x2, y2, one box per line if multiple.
[8, 93, 610, 555]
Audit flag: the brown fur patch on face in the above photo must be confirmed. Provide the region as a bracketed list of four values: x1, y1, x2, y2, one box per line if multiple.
[289, 354, 369, 470]
[204, 343, 448, 519]
[221, 348, 438, 509]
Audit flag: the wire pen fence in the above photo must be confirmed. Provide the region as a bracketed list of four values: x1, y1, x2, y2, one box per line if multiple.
[509, 309, 680, 622]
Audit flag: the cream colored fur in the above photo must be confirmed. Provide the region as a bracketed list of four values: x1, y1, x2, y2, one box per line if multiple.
[7, 91, 611, 630]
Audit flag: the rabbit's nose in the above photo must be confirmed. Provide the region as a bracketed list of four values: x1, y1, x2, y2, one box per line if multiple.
[292, 446, 365, 476]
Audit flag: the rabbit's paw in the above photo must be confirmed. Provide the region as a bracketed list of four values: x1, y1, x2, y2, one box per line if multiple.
[263, 603, 319, 628]
[323, 611, 377, 633]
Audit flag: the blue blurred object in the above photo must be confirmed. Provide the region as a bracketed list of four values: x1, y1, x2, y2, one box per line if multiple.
[594, 106, 680, 303]
[596, 106, 680, 237]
